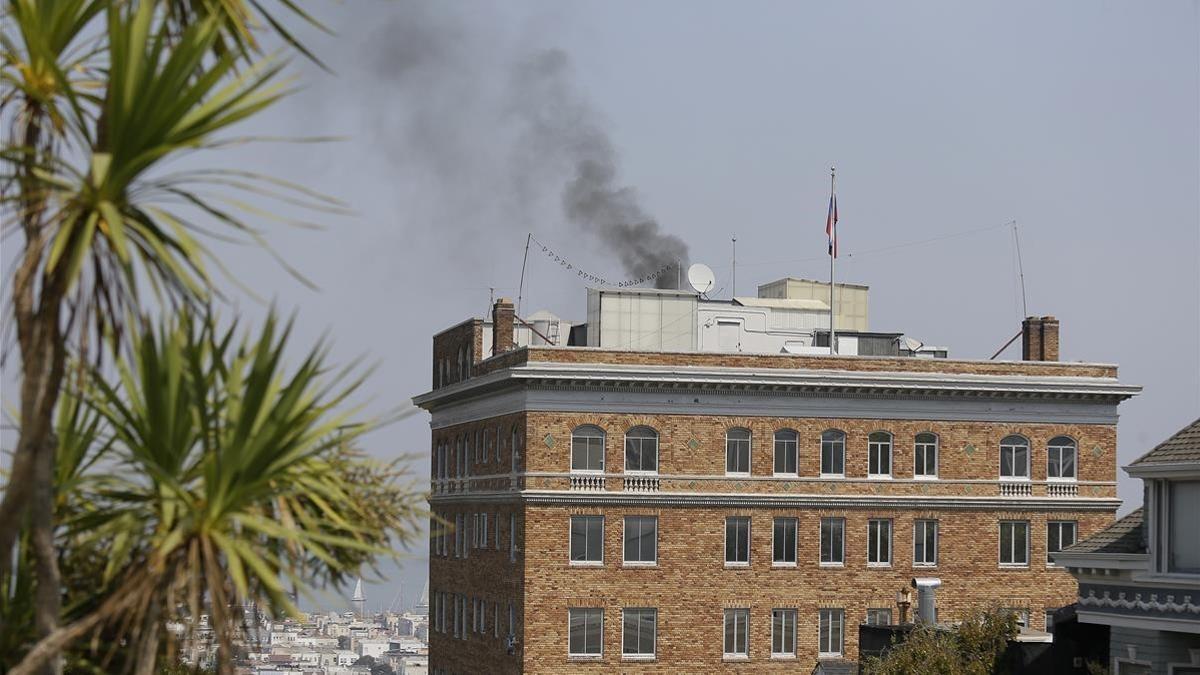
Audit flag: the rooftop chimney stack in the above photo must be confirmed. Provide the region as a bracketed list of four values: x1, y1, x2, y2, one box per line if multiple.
[492, 298, 515, 356]
[911, 577, 941, 625]
[1021, 316, 1060, 362]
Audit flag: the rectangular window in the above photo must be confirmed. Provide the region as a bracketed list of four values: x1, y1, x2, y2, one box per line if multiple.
[723, 608, 749, 658]
[726, 431, 751, 475]
[509, 513, 516, 561]
[774, 432, 798, 475]
[508, 602, 514, 637]
[820, 517, 845, 565]
[914, 434, 938, 477]
[495, 511, 500, 551]
[570, 516, 604, 565]
[1000, 441, 1030, 479]
[868, 519, 892, 566]
[868, 434, 892, 477]
[1000, 521, 1030, 566]
[1044, 609, 1055, 633]
[568, 608, 603, 657]
[455, 514, 464, 558]
[621, 608, 656, 658]
[821, 433, 845, 475]
[866, 608, 893, 626]
[1047, 445, 1076, 479]
[818, 608, 844, 657]
[914, 519, 938, 566]
[1169, 480, 1200, 573]
[725, 516, 751, 565]
[1046, 521, 1077, 564]
[623, 516, 657, 564]
[773, 517, 797, 565]
[771, 609, 796, 657]
[480, 513, 488, 548]
[572, 429, 605, 472]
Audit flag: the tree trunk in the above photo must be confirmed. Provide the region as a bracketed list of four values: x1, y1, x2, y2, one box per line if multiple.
[31, 433, 62, 675]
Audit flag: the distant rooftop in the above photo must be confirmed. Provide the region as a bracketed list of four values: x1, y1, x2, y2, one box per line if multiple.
[1127, 417, 1200, 467]
[1061, 508, 1145, 555]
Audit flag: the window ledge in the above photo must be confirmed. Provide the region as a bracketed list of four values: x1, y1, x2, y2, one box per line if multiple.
[772, 562, 797, 568]
[913, 475, 939, 481]
[621, 655, 656, 662]
[773, 473, 800, 479]
[771, 654, 797, 660]
[818, 653, 845, 659]
[568, 655, 603, 661]
[819, 562, 845, 568]
[722, 655, 750, 662]
[1000, 564, 1030, 570]
[819, 474, 846, 479]
[622, 562, 658, 569]
[1000, 476, 1031, 481]
[913, 563, 938, 569]
[726, 472, 751, 478]
[725, 562, 751, 569]
[1046, 477, 1078, 482]
[868, 563, 893, 568]
[569, 561, 603, 568]
[867, 475, 894, 480]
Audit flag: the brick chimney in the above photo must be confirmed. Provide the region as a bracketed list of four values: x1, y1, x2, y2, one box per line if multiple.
[492, 298, 515, 356]
[1021, 316, 1060, 361]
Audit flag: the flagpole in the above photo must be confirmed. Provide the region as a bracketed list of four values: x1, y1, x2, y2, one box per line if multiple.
[829, 166, 837, 355]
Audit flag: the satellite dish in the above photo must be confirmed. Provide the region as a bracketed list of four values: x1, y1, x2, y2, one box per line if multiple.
[687, 263, 716, 296]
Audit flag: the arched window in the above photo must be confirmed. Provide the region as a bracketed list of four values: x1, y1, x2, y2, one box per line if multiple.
[1047, 436, 1077, 480]
[625, 426, 659, 473]
[571, 425, 606, 472]
[510, 426, 521, 472]
[914, 433, 939, 478]
[726, 428, 751, 475]
[820, 430, 845, 476]
[1000, 435, 1030, 479]
[868, 432, 893, 478]
[774, 429, 799, 475]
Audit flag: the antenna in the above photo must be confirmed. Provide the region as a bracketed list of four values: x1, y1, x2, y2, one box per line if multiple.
[731, 236, 737, 298]
[1011, 220, 1027, 317]
[517, 233, 531, 317]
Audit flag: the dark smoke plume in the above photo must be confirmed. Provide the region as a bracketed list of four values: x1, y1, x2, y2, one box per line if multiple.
[363, 3, 688, 289]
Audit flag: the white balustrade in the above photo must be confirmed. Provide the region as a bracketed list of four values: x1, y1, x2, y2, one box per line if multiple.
[623, 476, 661, 493]
[999, 482, 1032, 497]
[1047, 483, 1078, 497]
[570, 474, 606, 491]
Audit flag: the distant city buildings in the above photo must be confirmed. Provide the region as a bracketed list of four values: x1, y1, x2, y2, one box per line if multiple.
[416, 277, 1140, 672]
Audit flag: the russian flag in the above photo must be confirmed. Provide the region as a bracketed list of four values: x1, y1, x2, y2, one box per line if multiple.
[826, 193, 838, 258]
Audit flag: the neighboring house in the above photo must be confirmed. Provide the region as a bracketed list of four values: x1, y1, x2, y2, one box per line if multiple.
[1055, 417, 1200, 675]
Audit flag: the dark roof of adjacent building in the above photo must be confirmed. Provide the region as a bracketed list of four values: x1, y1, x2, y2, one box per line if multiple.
[1128, 417, 1200, 467]
[812, 659, 859, 675]
[1062, 508, 1145, 555]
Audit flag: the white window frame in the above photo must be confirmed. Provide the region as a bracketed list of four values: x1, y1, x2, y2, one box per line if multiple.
[623, 427, 660, 475]
[773, 429, 799, 476]
[622, 515, 658, 566]
[571, 425, 606, 474]
[818, 608, 844, 657]
[569, 515, 604, 566]
[567, 607, 604, 658]
[999, 435, 1031, 480]
[868, 431, 893, 479]
[772, 517, 797, 567]
[820, 517, 845, 566]
[820, 430, 846, 477]
[771, 608, 797, 658]
[999, 520, 1030, 567]
[868, 518, 892, 567]
[914, 432, 939, 479]
[913, 519, 938, 567]
[621, 608, 656, 660]
[480, 513, 488, 548]
[725, 516, 751, 567]
[1047, 436, 1077, 481]
[723, 608, 750, 659]
[725, 428, 751, 476]
[509, 513, 516, 562]
[1046, 520, 1077, 566]
[866, 608, 893, 626]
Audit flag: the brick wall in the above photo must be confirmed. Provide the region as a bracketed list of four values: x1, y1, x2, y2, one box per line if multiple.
[431, 319, 484, 389]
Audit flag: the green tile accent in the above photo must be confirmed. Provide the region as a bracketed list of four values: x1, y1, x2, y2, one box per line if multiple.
[688, 438, 700, 450]
[964, 444, 977, 457]
[543, 434, 554, 448]
[1091, 444, 1104, 458]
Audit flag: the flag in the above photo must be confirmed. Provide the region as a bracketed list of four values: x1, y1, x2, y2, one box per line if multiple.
[826, 193, 839, 258]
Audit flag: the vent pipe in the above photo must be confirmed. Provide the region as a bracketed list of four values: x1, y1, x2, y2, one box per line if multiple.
[911, 577, 941, 625]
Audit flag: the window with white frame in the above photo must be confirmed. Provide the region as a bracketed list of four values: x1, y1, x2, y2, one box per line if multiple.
[820, 517, 845, 565]
[494, 511, 500, 551]
[568, 608, 603, 657]
[1047, 436, 1077, 480]
[818, 608, 844, 657]
[723, 608, 749, 658]
[726, 428, 751, 475]
[1003, 607, 1030, 631]
[773, 517, 797, 565]
[914, 519, 938, 566]
[1044, 609, 1056, 633]
[821, 430, 845, 476]
[495, 424, 502, 463]
[571, 425, 605, 473]
[510, 426, 521, 472]
[868, 432, 892, 477]
[1000, 520, 1029, 566]
[866, 608, 893, 626]
[771, 608, 796, 657]
[1159, 479, 1200, 574]
[1046, 521, 1076, 564]
[480, 513, 489, 548]
[509, 513, 516, 561]
[624, 426, 659, 473]
[621, 608, 656, 658]
[1000, 435, 1030, 479]
[914, 433, 938, 478]
[774, 429, 798, 475]
[868, 518, 892, 566]
[726, 516, 751, 565]
[570, 515, 604, 565]
[623, 516, 657, 565]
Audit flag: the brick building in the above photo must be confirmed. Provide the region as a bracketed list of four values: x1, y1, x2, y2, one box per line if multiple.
[414, 281, 1140, 673]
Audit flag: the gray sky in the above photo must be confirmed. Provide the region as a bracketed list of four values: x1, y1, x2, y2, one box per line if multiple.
[4, 0, 1199, 615]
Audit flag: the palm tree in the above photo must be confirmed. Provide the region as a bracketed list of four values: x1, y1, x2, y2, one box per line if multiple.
[9, 310, 425, 674]
[2, 1, 341, 667]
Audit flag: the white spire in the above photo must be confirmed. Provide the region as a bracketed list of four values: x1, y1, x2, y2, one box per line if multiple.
[352, 577, 366, 602]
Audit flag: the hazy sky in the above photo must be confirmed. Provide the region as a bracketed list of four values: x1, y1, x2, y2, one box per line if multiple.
[4, 1, 1198, 615]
